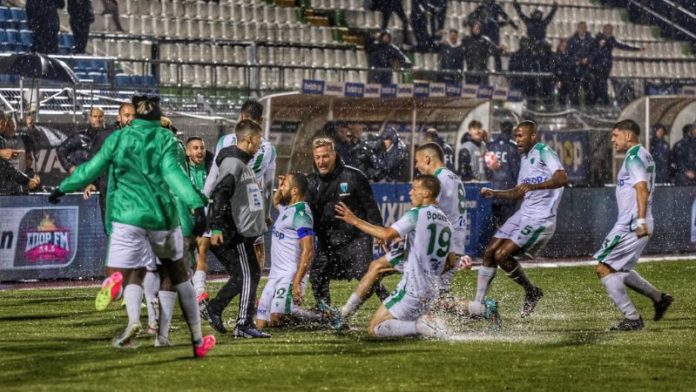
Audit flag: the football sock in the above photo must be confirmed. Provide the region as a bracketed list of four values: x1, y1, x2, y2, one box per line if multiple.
[468, 301, 484, 316]
[506, 264, 535, 293]
[624, 270, 662, 302]
[157, 290, 177, 339]
[292, 307, 322, 322]
[341, 293, 366, 319]
[373, 319, 417, 337]
[174, 281, 202, 343]
[475, 266, 497, 302]
[144, 271, 160, 327]
[601, 272, 640, 320]
[192, 270, 207, 297]
[123, 284, 143, 326]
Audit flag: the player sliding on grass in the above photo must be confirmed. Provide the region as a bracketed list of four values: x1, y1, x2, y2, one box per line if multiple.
[474, 121, 568, 318]
[256, 172, 327, 328]
[338, 143, 500, 330]
[49, 96, 215, 357]
[594, 119, 673, 331]
[334, 175, 456, 338]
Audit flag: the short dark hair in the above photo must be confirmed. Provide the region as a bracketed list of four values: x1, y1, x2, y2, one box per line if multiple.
[516, 120, 538, 134]
[235, 119, 262, 139]
[500, 121, 514, 135]
[186, 136, 203, 145]
[416, 142, 444, 163]
[241, 100, 263, 123]
[613, 119, 641, 136]
[288, 171, 309, 197]
[132, 95, 161, 121]
[415, 174, 441, 199]
[468, 120, 483, 130]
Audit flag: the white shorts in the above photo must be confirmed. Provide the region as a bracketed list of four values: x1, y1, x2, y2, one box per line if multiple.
[594, 225, 649, 272]
[496, 211, 556, 257]
[383, 280, 433, 321]
[107, 222, 184, 270]
[256, 274, 308, 322]
[451, 227, 466, 256]
[385, 239, 406, 273]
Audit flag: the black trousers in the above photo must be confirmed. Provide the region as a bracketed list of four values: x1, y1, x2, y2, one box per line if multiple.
[69, 19, 91, 54]
[310, 236, 389, 306]
[208, 236, 260, 327]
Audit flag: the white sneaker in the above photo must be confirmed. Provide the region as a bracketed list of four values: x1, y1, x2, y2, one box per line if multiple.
[112, 323, 141, 348]
[154, 335, 172, 347]
[416, 315, 449, 339]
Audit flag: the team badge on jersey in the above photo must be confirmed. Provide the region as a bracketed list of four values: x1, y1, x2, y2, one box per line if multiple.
[339, 182, 350, 196]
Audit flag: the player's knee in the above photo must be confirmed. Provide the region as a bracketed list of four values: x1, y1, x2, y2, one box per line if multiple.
[595, 263, 613, 279]
[493, 248, 510, 265]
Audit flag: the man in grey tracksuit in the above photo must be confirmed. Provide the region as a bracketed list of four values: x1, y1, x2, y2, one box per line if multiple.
[206, 120, 269, 338]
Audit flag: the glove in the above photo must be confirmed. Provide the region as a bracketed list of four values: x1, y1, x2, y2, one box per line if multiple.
[191, 207, 207, 237]
[48, 189, 66, 204]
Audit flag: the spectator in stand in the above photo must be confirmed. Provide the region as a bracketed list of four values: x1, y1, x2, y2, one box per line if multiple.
[551, 39, 576, 107]
[372, 0, 411, 46]
[0, 112, 37, 179]
[424, 128, 454, 171]
[429, 0, 448, 44]
[101, 0, 125, 32]
[593, 24, 643, 106]
[26, 0, 64, 54]
[508, 37, 537, 98]
[461, 21, 502, 85]
[56, 107, 105, 174]
[333, 122, 359, 168]
[438, 29, 465, 84]
[67, 0, 94, 54]
[486, 121, 520, 228]
[567, 22, 597, 105]
[366, 30, 412, 85]
[467, 0, 517, 46]
[512, 0, 558, 44]
[411, 0, 433, 51]
[650, 124, 671, 184]
[458, 120, 488, 181]
[671, 123, 696, 186]
[371, 127, 409, 182]
[0, 113, 40, 194]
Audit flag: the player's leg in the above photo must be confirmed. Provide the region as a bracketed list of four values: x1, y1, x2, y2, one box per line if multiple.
[434, 295, 501, 331]
[493, 239, 543, 317]
[143, 267, 160, 335]
[624, 270, 673, 321]
[474, 237, 506, 303]
[154, 266, 176, 347]
[371, 291, 444, 338]
[596, 263, 643, 330]
[341, 256, 394, 320]
[350, 237, 391, 302]
[256, 277, 277, 329]
[207, 241, 243, 333]
[309, 249, 332, 306]
[192, 235, 210, 299]
[253, 236, 266, 273]
[232, 238, 270, 338]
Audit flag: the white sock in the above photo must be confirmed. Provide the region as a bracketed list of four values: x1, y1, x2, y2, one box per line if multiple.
[601, 272, 640, 320]
[174, 281, 202, 343]
[468, 301, 483, 316]
[158, 291, 177, 339]
[624, 270, 662, 302]
[143, 271, 160, 327]
[341, 293, 366, 319]
[373, 319, 418, 337]
[192, 270, 207, 297]
[475, 266, 497, 302]
[123, 284, 143, 326]
[292, 307, 322, 322]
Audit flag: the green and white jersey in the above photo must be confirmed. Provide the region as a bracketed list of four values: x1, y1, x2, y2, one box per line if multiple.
[390, 204, 453, 300]
[616, 145, 655, 230]
[517, 143, 565, 219]
[434, 166, 467, 255]
[269, 202, 315, 280]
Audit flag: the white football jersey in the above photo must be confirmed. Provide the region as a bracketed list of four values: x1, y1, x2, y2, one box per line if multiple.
[434, 167, 467, 255]
[517, 143, 565, 219]
[269, 202, 314, 280]
[390, 204, 453, 300]
[615, 144, 655, 230]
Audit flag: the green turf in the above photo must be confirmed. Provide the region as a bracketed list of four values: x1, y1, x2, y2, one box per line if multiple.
[1, 260, 695, 391]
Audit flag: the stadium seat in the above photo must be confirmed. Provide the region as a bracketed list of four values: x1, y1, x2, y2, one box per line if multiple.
[115, 73, 132, 87]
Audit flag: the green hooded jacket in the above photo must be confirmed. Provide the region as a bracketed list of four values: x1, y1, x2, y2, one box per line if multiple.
[59, 119, 206, 233]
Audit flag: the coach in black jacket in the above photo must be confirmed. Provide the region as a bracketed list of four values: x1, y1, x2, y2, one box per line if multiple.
[57, 107, 105, 173]
[305, 137, 387, 307]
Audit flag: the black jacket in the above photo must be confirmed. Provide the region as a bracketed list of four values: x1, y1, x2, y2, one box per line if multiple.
[513, 2, 557, 42]
[593, 33, 640, 76]
[461, 33, 501, 72]
[650, 135, 671, 184]
[487, 134, 520, 201]
[208, 145, 256, 237]
[0, 136, 31, 195]
[57, 126, 101, 171]
[305, 156, 381, 252]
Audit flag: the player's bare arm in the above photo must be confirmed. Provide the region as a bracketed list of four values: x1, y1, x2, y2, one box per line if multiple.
[634, 181, 649, 238]
[480, 186, 524, 200]
[519, 169, 568, 193]
[292, 235, 314, 305]
[335, 202, 400, 242]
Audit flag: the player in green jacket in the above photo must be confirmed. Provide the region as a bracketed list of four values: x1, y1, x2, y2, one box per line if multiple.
[49, 96, 215, 358]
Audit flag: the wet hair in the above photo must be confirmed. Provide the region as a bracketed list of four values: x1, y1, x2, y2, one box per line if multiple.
[288, 171, 309, 197]
[312, 137, 335, 151]
[468, 120, 483, 130]
[415, 174, 441, 199]
[613, 119, 641, 137]
[132, 95, 162, 121]
[235, 119, 262, 140]
[416, 142, 444, 163]
[241, 100, 264, 123]
[186, 136, 204, 145]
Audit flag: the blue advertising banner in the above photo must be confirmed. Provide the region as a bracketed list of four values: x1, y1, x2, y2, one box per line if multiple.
[538, 130, 591, 183]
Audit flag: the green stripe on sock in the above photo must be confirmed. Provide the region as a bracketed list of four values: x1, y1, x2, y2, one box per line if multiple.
[522, 226, 546, 251]
[597, 235, 622, 262]
[285, 284, 293, 314]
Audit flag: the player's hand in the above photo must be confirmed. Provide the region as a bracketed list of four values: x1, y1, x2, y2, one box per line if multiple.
[210, 231, 224, 246]
[265, 217, 273, 229]
[68, 166, 76, 174]
[0, 148, 21, 160]
[480, 187, 495, 198]
[48, 188, 66, 204]
[635, 219, 650, 238]
[334, 202, 357, 225]
[457, 255, 473, 270]
[292, 281, 303, 305]
[27, 175, 40, 191]
[83, 184, 97, 200]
